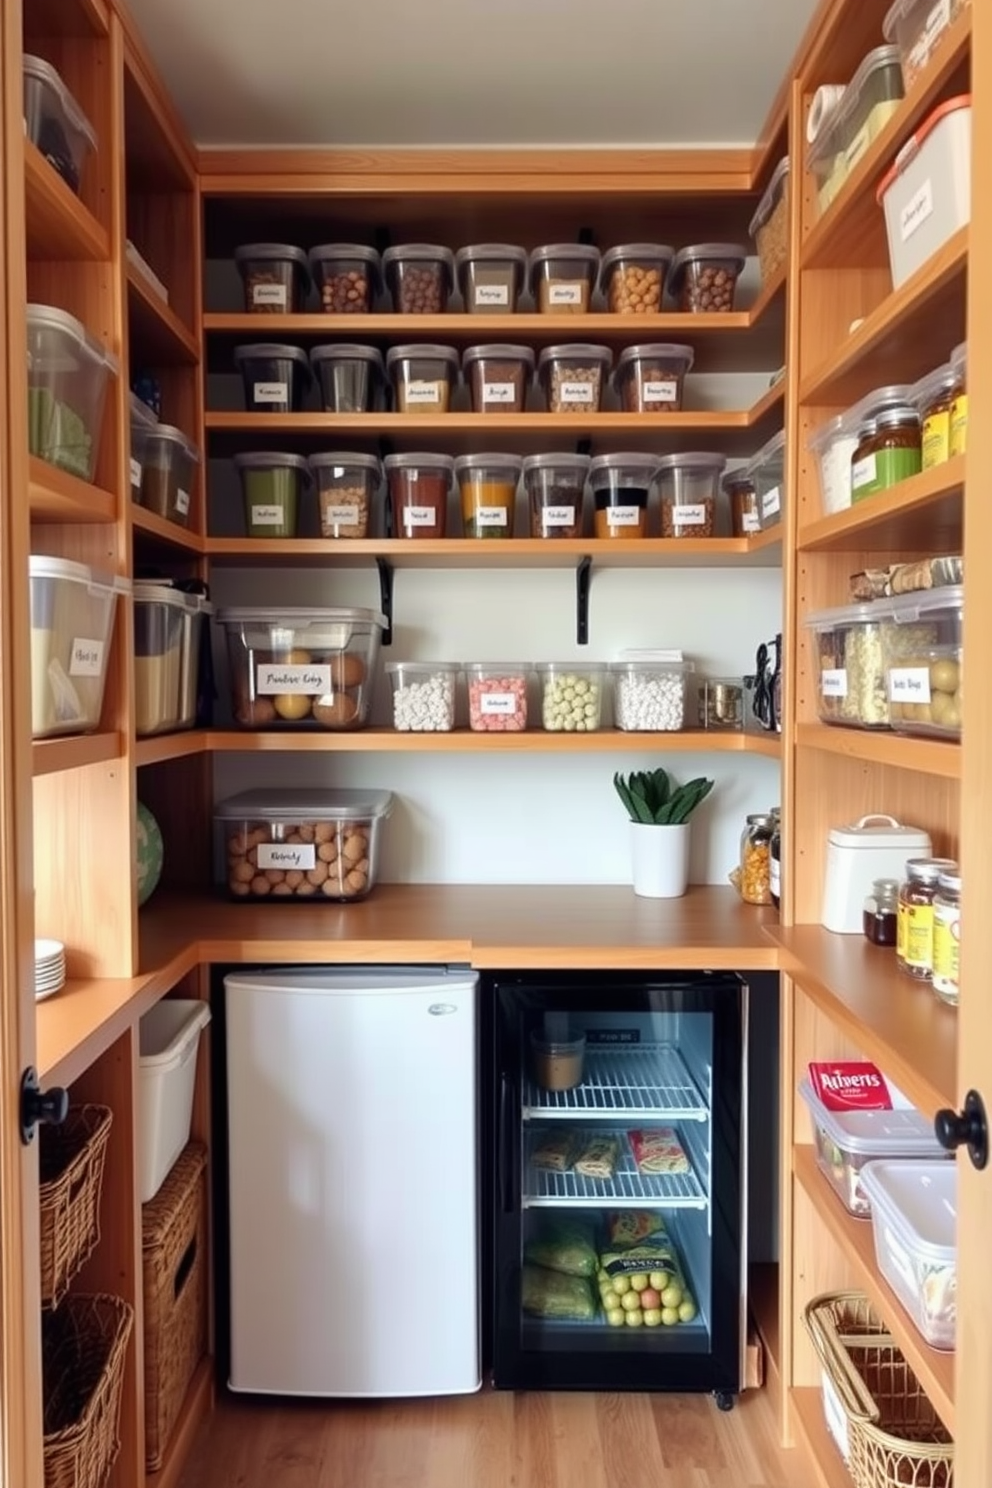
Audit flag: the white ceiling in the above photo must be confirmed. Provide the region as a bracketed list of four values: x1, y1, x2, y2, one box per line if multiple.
[126, 0, 819, 150]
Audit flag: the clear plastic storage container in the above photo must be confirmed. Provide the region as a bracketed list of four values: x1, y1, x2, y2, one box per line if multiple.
[129, 392, 158, 503]
[612, 343, 694, 412]
[883, 0, 969, 89]
[217, 606, 385, 729]
[667, 243, 747, 312]
[722, 467, 761, 536]
[382, 244, 454, 314]
[385, 344, 459, 414]
[746, 429, 786, 529]
[308, 244, 381, 314]
[805, 593, 945, 729]
[536, 663, 605, 732]
[598, 245, 674, 314]
[233, 343, 312, 413]
[876, 95, 971, 289]
[23, 54, 97, 195]
[177, 590, 211, 730]
[655, 452, 726, 538]
[309, 344, 383, 413]
[537, 344, 612, 414]
[140, 425, 200, 527]
[611, 653, 694, 731]
[27, 304, 117, 483]
[133, 582, 187, 736]
[234, 243, 310, 314]
[522, 452, 588, 539]
[749, 158, 791, 282]
[461, 344, 534, 413]
[528, 244, 601, 314]
[454, 453, 521, 539]
[385, 661, 459, 731]
[29, 556, 129, 738]
[233, 452, 310, 538]
[882, 584, 963, 740]
[588, 453, 656, 539]
[308, 451, 379, 538]
[138, 1001, 212, 1204]
[383, 452, 453, 538]
[808, 412, 860, 516]
[860, 1159, 957, 1349]
[215, 788, 393, 904]
[465, 664, 530, 732]
[454, 244, 527, 313]
[808, 46, 905, 214]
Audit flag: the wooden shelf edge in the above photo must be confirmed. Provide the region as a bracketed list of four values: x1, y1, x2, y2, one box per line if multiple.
[29, 457, 117, 523]
[789, 1388, 852, 1488]
[202, 311, 757, 336]
[127, 265, 200, 361]
[748, 379, 786, 425]
[32, 733, 122, 777]
[131, 504, 206, 553]
[797, 457, 965, 552]
[145, 1357, 214, 1488]
[749, 1262, 781, 1386]
[36, 966, 190, 1088]
[24, 142, 109, 262]
[139, 729, 782, 758]
[796, 722, 961, 780]
[748, 266, 787, 328]
[203, 411, 754, 433]
[201, 536, 765, 568]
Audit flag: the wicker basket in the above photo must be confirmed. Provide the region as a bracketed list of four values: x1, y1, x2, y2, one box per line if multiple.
[142, 1141, 208, 1471]
[803, 1290, 954, 1488]
[42, 1293, 133, 1488]
[39, 1106, 113, 1309]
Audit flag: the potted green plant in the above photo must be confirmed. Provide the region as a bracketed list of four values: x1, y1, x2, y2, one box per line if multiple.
[613, 768, 714, 898]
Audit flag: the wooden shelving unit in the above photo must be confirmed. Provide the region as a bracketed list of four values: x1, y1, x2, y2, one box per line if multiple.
[126, 263, 199, 364]
[796, 722, 961, 780]
[797, 457, 964, 554]
[33, 732, 122, 777]
[131, 503, 205, 552]
[24, 140, 109, 261]
[28, 456, 117, 522]
[202, 533, 781, 567]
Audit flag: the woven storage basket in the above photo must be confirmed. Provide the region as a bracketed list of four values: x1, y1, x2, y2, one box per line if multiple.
[804, 1290, 954, 1488]
[142, 1141, 208, 1471]
[42, 1293, 133, 1488]
[39, 1105, 113, 1309]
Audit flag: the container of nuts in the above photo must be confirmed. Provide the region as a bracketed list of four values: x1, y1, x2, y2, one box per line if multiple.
[667, 243, 747, 313]
[522, 452, 588, 539]
[308, 244, 381, 314]
[528, 244, 601, 314]
[610, 651, 694, 732]
[748, 158, 790, 284]
[234, 243, 310, 313]
[599, 244, 673, 314]
[385, 661, 459, 732]
[382, 244, 455, 314]
[308, 451, 380, 538]
[656, 452, 727, 538]
[536, 663, 605, 732]
[215, 787, 393, 902]
[537, 344, 612, 414]
[612, 343, 694, 413]
[455, 244, 527, 313]
[461, 344, 534, 413]
[386, 344, 460, 414]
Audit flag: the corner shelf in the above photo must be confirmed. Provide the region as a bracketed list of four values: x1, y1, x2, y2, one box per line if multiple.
[796, 722, 961, 780]
[29, 457, 117, 523]
[127, 265, 199, 364]
[33, 733, 122, 778]
[24, 142, 109, 263]
[797, 457, 964, 553]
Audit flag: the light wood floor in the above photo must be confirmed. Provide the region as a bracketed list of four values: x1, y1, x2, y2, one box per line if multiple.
[177, 1385, 815, 1488]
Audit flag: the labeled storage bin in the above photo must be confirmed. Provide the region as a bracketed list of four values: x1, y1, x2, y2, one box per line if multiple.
[806, 592, 949, 731]
[884, 0, 969, 89]
[308, 451, 379, 538]
[308, 243, 381, 313]
[746, 429, 786, 528]
[655, 452, 726, 538]
[749, 157, 790, 281]
[808, 411, 860, 516]
[29, 556, 129, 739]
[384, 451, 452, 538]
[455, 243, 527, 313]
[588, 453, 655, 539]
[466, 664, 530, 732]
[386, 661, 458, 731]
[599, 244, 673, 314]
[234, 451, 310, 538]
[667, 243, 746, 311]
[611, 654, 693, 731]
[522, 452, 588, 539]
[233, 343, 312, 413]
[386, 344, 459, 413]
[883, 584, 963, 740]
[138, 1000, 211, 1204]
[134, 583, 185, 736]
[215, 787, 393, 902]
[722, 467, 761, 536]
[42, 1294, 134, 1488]
[454, 453, 521, 538]
[461, 344, 534, 413]
[217, 605, 385, 729]
[309, 343, 383, 413]
[39, 1106, 113, 1309]
[860, 1160, 957, 1350]
[129, 392, 158, 503]
[27, 305, 117, 483]
[140, 424, 200, 526]
[234, 243, 310, 313]
[528, 244, 600, 314]
[808, 46, 905, 215]
[23, 54, 97, 195]
[536, 663, 605, 732]
[538, 344, 611, 414]
[612, 343, 693, 412]
[876, 95, 971, 290]
[142, 1142, 208, 1471]
[382, 244, 454, 313]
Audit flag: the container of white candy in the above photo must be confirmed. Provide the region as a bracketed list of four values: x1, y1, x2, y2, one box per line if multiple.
[536, 663, 605, 731]
[385, 661, 459, 731]
[610, 650, 694, 731]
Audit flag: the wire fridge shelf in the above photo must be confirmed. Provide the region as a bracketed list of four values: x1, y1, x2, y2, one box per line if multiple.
[522, 1043, 707, 1121]
[523, 1128, 707, 1210]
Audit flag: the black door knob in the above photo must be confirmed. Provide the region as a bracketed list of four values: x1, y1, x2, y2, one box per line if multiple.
[934, 1088, 988, 1170]
[19, 1067, 69, 1145]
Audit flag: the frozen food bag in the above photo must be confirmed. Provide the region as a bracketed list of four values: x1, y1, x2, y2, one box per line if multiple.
[525, 1218, 598, 1278]
[522, 1264, 597, 1321]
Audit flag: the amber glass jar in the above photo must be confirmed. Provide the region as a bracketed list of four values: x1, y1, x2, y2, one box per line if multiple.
[921, 370, 956, 471]
[852, 406, 921, 503]
[863, 878, 899, 946]
[723, 470, 761, 537]
[740, 812, 775, 905]
[897, 857, 958, 979]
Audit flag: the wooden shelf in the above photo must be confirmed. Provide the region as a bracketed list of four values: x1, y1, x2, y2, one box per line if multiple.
[203, 534, 781, 568]
[24, 141, 109, 263]
[29, 457, 117, 523]
[797, 722, 961, 780]
[771, 925, 957, 1114]
[127, 265, 199, 364]
[131, 504, 205, 553]
[748, 376, 785, 425]
[33, 733, 121, 777]
[794, 1146, 955, 1431]
[749, 265, 787, 327]
[797, 457, 964, 553]
[146, 1357, 213, 1488]
[31, 0, 109, 35]
[789, 1388, 852, 1488]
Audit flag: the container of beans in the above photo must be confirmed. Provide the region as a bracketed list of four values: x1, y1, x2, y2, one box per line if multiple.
[386, 661, 459, 731]
[599, 244, 673, 314]
[455, 244, 528, 313]
[537, 344, 612, 415]
[461, 344, 534, 413]
[745, 429, 786, 528]
[611, 652, 694, 731]
[748, 158, 790, 283]
[308, 244, 381, 314]
[234, 452, 310, 538]
[309, 344, 384, 413]
[234, 243, 310, 314]
[308, 452, 380, 539]
[233, 343, 312, 413]
[588, 453, 656, 539]
[667, 243, 747, 312]
[385, 344, 460, 414]
[656, 452, 726, 538]
[382, 244, 455, 314]
[722, 466, 761, 536]
[383, 452, 453, 539]
[466, 663, 530, 732]
[536, 663, 605, 732]
[454, 453, 522, 539]
[528, 244, 601, 315]
[612, 343, 694, 413]
[522, 453, 588, 539]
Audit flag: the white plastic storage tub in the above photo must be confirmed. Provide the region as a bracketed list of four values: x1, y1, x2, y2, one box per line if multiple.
[23, 54, 97, 196]
[30, 556, 129, 738]
[876, 95, 971, 288]
[860, 1159, 957, 1349]
[27, 304, 117, 483]
[138, 1000, 211, 1203]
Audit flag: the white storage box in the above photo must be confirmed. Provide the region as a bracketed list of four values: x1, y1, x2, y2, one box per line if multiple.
[30, 556, 129, 739]
[860, 1159, 957, 1350]
[876, 95, 971, 289]
[139, 1000, 211, 1203]
[821, 813, 931, 933]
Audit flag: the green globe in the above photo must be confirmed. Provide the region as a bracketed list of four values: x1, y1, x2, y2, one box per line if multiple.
[136, 801, 164, 907]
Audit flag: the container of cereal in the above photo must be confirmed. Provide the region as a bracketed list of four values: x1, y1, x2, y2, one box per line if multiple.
[23, 55, 97, 196]
[746, 429, 786, 529]
[656, 452, 726, 538]
[808, 412, 860, 516]
[808, 46, 905, 215]
[133, 582, 187, 736]
[883, 584, 963, 740]
[612, 343, 694, 413]
[215, 788, 393, 903]
[667, 244, 747, 312]
[454, 244, 527, 313]
[234, 243, 310, 314]
[27, 304, 118, 483]
[308, 452, 380, 538]
[385, 661, 459, 732]
[141, 425, 200, 527]
[29, 556, 129, 738]
[382, 244, 454, 314]
[384, 452, 453, 539]
[454, 453, 521, 539]
[722, 466, 761, 536]
[522, 452, 588, 539]
[883, 0, 969, 89]
[528, 244, 601, 314]
[805, 595, 942, 730]
[598, 245, 673, 314]
[749, 157, 791, 282]
[536, 663, 605, 732]
[385, 344, 459, 414]
[461, 345, 534, 413]
[537, 344, 611, 414]
[859, 1160, 957, 1349]
[308, 244, 381, 314]
[129, 391, 158, 503]
[611, 652, 693, 732]
[233, 452, 310, 539]
[233, 344, 312, 413]
[876, 96, 972, 289]
[588, 453, 656, 539]
[466, 664, 530, 732]
[309, 344, 384, 413]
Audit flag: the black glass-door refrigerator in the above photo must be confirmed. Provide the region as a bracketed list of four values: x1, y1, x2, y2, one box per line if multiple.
[488, 970, 747, 1404]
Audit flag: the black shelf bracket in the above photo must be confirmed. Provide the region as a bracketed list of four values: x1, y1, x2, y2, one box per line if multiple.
[376, 557, 394, 646]
[576, 556, 592, 646]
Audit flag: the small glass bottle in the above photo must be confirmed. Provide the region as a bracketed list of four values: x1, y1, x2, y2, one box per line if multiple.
[770, 809, 782, 910]
[863, 878, 899, 946]
[740, 813, 775, 905]
[896, 857, 958, 979]
[932, 871, 961, 1007]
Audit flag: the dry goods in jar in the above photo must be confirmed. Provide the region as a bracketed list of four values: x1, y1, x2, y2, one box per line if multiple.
[454, 244, 527, 313]
[467, 666, 529, 731]
[599, 245, 673, 313]
[537, 666, 603, 731]
[739, 812, 775, 905]
[234, 244, 310, 314]
[931, 870, 961, 1005]
[529, 244, 601, 315]
[612, 343, 693, 413]
[308, 244, 381, 314]
[612, 667, 687, 731]
[668, 244, 746, 312]
[851, 405, 921, 500]
[538, 345, 611, 414]
[226, 818, 373, 900]
[382, 245, 454, 314]
[588, 453, 655, 539]
[897, 857, 958, 977]
[887, 650, 961, 733]
[523, 453, 588, 539]
[722, 469, 761, 535]
[386, 662, 457, 731]
[384, 453, 452, 538]
[308, 452, 380, 539]
[748, 159, 790, 282]
[386, 344, 459, 414]
[462, 344, 534, 412]
[815, 616, 937, 727]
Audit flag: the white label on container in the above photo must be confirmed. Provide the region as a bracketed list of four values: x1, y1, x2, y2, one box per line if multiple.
[253, 282, 287, 308]
[403, 506, 436, 528]
[761, 485, 781, 519]
[257, 842, 316, 871]
[481, 691, 516, 715]
[69, 638, 104, 678]
[482, 381, 517, 404]
[130, 457, 142, 488]
[324, 504, 359, 525]
[742, 511, 761, 534]
[889, 666, 932, 703]
[476, 506, 508, 527]
[475, 283, 509, 307]
[549, 282, 583, 305]
[559, 381, 595, 405]
[820, 1370, 850, 1462]
[542, 505, 576, 527]
[821, 668, 848, 698]
[257, 663, 332, 696]
[844, 126, 871, 171]
[405, 380, 441, 405]
[250, 504, 285, 526]
[852, 453, 877, 490]
[175, 488, 190, 516]
[253, 381, 288, 403]
[643, 380, 678, 404]
[900, 179, 934, 243]
[882, 1224, 918, 1291]
[608, 506, 641, 527]
[673, 503, 707, 526]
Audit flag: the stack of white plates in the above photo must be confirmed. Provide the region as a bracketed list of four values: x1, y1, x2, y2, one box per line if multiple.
[35, 939, 66, 1001]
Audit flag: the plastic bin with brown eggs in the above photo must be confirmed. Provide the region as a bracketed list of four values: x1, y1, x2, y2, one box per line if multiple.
[215, 788, 393, 902]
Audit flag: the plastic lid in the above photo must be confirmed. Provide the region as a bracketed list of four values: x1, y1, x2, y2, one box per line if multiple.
[745, 428, 786, 474]
[216, 605, 386, 628]
[654, 451, 727, 474]
[129, 390, 159, 429]
[535, 662, 604, 674]
[528, 243, 601, 280]
[748, 157, 791, 238]
[598, 244, 674, 291]
[613, 343, 695, 377]
[385, 660, 459, 673]
[309, 343, 384, 371]
[461, 344, 535, 369]
[826, 814, 929, 848]
[382, 452, 455, 475]
[610, 658, 694, 673]
[454, 243, 527, 270]
[885, 582, 962, 625]
[22, 55, 97, 148]
[909, 364, 956, 410]
[882, 0, 924, 36]
[454, 452, 523, 473]
[307, 452, 381, 475]
[807, 413, 847, 452]
[877, 95, 972, 201]
[309, 242, 381, 269]
[905, 857, 958, 883]
[522, 453, 590, 476]
[722, 465, 755, 491]
[26, 303, 119, 376]
[840, 383, 914, 434]
[588, 452, 658, 483]
[233, 342, 312, 368]
[29, 554, 130, 594]
[464, 662, 531, 674]
[799, 1079, 945, 1158]
[385, 344, 460, 373]
[937, 871, 962, 892]
[233, 451, 311, 477]
[215, 787, 393, 822]
[381, 244, 455, 282]
[874, 405, 920, 430]
[859, 1161, 956, 1261]
[145, 423, 200, 463]
[234, 242, 309, 273]
[133, 581, 194, 610]
[537, 344, 613, 372]
[668, 243, 748, 292]
[841, 44, 904, 117]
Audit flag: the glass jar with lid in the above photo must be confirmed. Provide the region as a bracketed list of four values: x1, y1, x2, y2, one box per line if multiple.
[916, 366, 957, 471]
[897, 857, 958, 979]
[932, 871, 961, 1006]
[851, 405, 921, 503]
[722, 468, 760, 537]
[740, 812, 775, 905]
[863, 878, 898, 946]
[949, 341, 967, 457]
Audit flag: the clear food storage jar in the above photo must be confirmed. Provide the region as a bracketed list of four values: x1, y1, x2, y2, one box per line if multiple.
[588, 453, 656, 539]
[308, 451, 379, 538]
[233, 452, 310, 539]
[454, 244, 527, 313]
[722, 466, 761, 536]
[308, 243, 381, 314]
[466, 664, 530, 732]
[528, 244, 601, 314]
[215, 787, 393, 902]
[808, 46, 904, 216]
[746, 429, 786, 529]
[522, 453, 588, 539]
[611, 653, 694, 731]
[217, 606, 385, 730]
[884, 0, 967, 89]
[27, 304, 117, 483]
[656, 452, 727, 538]
[309, 344, 384, 413]
[385, 344, 459, 414]
[140, 425, 200, 527]
[537, 344, 612, 414]
[133, 582, 187, 736]
[177, 590, 211, 729]
[860, 1159, 957, 1350]
[384, 452, 453, 539]
[876, 95, 971, 290]
[599, 244, 673, 314]
[455, 453, 521, 539]
[667, 243, 747, 312]
[234, 243, 310, 314]
[23, 54, 97, 195]
[129, 392, 158, 503]
[808, 412, 859, 517]
[798, 1078, 948, 1218]
[536, 663, 605, 732]
[749, 157, 790, 282]
[461, 344, 534, 413]
[233, 343, 312, 413]
[805, 596, 941, 729]
[530, 1031, 586, 1091]
[382, 244, 454, 314]
[29, 556, 129, 738]
[385, 661, 459, 731]
[883, 584, 963, 740]
[612, 343, 694, 412]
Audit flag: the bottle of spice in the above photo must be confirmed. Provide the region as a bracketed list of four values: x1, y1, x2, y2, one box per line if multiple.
[920, 369, 956, 471]
[770, 810, 782, 910]
[740, 813, 775, 905]
[723, 470, 761, 536]
[896, 857, 958, 979]
[950, 342, 967, 458]
[932, 870, 961, 1006]
[851, 406, 922, 503]
[863, 878, 899, 946]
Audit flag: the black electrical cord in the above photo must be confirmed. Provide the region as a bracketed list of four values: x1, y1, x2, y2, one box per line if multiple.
[752, 639, 777, 731]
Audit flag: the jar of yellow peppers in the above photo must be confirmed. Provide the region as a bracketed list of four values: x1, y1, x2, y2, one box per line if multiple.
[740, 812, 776, 905]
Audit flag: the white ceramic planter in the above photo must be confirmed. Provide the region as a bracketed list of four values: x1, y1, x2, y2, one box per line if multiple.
[630, 821, 690, 899]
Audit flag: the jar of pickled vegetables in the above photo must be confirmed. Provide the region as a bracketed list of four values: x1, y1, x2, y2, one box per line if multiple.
[740, 812, 775, 905]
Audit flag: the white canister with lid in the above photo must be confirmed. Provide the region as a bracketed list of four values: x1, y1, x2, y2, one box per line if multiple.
[822, 814, 932, 934]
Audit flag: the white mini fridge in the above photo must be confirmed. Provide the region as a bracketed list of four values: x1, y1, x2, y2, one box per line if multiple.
[224, 965, 481, 1397]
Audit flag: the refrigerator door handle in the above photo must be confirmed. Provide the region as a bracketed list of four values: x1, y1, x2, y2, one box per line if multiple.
[499, 1074, 516, 1214]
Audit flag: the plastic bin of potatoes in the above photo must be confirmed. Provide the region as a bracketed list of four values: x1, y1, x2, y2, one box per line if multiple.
[215, 788, 393, 902]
